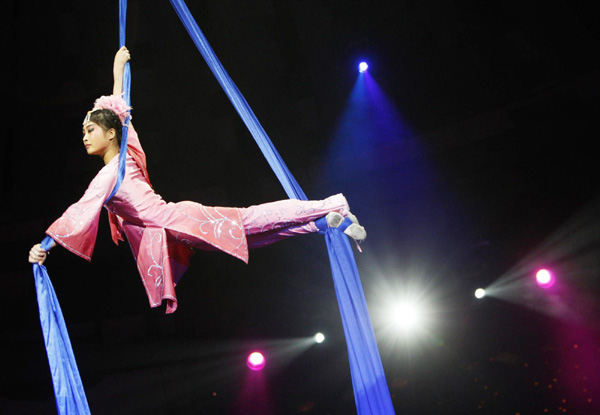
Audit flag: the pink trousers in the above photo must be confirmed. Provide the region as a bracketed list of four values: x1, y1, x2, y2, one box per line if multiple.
[239, 193, 349, 248]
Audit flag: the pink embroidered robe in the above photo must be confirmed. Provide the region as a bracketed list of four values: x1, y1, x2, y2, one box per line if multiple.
[46, 125, 248, 313]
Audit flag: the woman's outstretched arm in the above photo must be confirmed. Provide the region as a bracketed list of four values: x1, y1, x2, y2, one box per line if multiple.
[27, 47, 132, 265]
[112, 46, 131, 96]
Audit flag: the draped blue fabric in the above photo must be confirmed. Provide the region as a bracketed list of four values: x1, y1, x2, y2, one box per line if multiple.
[315, 218, 396, 414]
[105, 0, 131, 203]
[33, 2, 131, 412]
[32, 236, 91, 415]
[169, 1, 395, 413]
[168, 0, 306, 201]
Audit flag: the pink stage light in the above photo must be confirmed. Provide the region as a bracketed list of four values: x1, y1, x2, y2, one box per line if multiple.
[536, 269, 555, 288]
[246, 352, 266, 371]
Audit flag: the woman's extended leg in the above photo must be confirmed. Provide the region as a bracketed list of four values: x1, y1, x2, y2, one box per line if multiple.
[244, 223, 319, 248]
[240, 194, 349, 247]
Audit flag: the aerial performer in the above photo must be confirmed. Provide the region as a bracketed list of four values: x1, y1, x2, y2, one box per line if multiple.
[28, 47, 366, 314]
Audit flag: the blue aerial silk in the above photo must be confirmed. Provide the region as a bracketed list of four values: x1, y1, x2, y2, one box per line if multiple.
[106, 0, 131, 203]
[32, 2, 130, 413]
[32, 237, 91, 415]
[168, 1, 395, 413]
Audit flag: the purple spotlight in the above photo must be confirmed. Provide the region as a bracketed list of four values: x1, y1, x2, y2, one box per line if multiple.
[358, 62, 368, 73]
[536, 269, 555, 289]
[246, 352, 266, 371]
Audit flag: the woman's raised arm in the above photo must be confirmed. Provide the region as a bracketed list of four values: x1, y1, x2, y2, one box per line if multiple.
[112, 46, 131, 96]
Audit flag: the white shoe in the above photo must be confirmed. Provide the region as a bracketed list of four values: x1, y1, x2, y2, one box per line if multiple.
[326, 211, 367, 243]
[326, 212, 345, 228]
[344, 223, 367, 242]
[347, 212, 360, 225]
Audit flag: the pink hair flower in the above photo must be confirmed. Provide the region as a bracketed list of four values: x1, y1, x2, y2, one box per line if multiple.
[92, 95, 132, 125]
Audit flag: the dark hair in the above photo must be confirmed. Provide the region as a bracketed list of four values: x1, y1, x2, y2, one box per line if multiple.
[89, 109, 123, 143]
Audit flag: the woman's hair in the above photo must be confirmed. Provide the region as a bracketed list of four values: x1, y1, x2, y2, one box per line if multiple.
[89, 109, 123, 144]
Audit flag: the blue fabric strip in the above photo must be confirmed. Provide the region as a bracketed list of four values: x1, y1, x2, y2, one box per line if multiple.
[33, 2, 132, 412]
[105, 0, 131, 204]
[169, 1, 395, 413]
[168, 0, 306, 201]
[33, 236, 91, 415]
[315, 218, 396, 414]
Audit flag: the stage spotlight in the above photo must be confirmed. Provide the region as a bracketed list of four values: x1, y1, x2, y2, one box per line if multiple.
[314, 333, 325, 343]
[536, 269, 555, 288]
[474, 288, 486, 299]
[358, 62, 368, 73]
[391, 302, 422, 330]
[246, 352, 266, 371]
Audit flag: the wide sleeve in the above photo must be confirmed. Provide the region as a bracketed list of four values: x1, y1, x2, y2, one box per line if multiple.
[106, 123, 152, 246]
[125, 124, 144, 164]
[126, 124, 151, 185]
[46, 163, 117, 261]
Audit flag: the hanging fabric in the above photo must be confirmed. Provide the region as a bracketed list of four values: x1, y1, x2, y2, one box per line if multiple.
[32, 2, 131, 413]
[106, 0, 132, 203]
[168, 1, 395, 413]
[32, 236, 91, 415]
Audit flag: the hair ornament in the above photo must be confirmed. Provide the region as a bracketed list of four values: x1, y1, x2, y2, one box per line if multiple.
[90, 95, 132, 125]
[83, 111, 92, 125]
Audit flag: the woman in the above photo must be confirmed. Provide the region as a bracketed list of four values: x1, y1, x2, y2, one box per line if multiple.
[28, 47, 365, 313]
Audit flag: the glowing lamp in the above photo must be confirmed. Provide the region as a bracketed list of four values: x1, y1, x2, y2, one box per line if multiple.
[391, 303, 421, 330]
[246, 352, 266, 371]
[536, 269, 555, 288]
[474, 288, 486, 299]
[314, 332, 325, 343]
[358, 62, 368, 73]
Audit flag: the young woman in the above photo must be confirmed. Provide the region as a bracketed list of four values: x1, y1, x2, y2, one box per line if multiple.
[28, 47, 365, 313]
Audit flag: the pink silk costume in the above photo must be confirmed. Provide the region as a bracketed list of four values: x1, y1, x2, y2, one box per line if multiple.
[46, 112, 349, 313]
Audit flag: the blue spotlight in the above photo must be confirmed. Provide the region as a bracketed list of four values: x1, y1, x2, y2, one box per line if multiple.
[358, 62, 368, 73]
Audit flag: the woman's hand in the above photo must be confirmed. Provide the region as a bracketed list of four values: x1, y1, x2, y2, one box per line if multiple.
[114, 46, 131, 72]
[28, 243, 48, 265]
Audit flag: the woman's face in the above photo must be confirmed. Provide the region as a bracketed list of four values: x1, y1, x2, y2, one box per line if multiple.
[82, 121, 115, 157]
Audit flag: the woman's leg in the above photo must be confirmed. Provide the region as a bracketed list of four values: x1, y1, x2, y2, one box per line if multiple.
[245, 222, 319, 248]
[239, 193, 349, 243]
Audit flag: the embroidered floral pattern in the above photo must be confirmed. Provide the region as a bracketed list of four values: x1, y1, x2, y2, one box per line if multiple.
[172, 202, 246, 250]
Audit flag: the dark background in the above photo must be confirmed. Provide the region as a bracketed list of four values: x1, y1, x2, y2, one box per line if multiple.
[1, 1, 599, 414]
